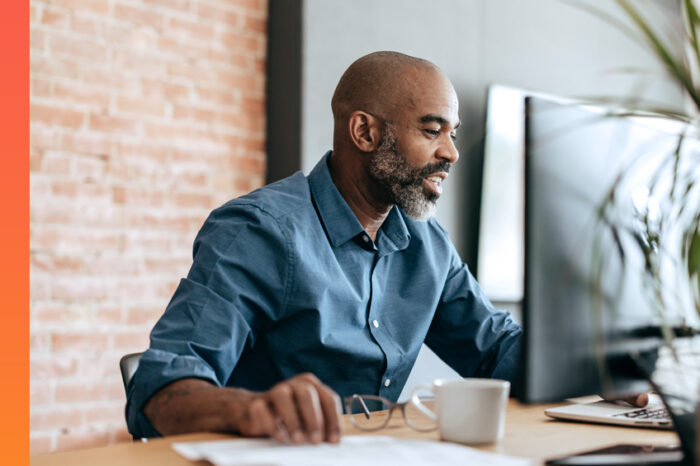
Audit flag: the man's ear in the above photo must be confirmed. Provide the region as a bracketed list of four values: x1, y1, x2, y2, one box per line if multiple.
[347, 111, 382, 153]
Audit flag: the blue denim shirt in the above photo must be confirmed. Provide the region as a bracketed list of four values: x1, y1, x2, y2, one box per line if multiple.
[126, 152, 522, 437]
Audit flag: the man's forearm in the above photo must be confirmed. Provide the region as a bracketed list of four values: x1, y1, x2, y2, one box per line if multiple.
[143, 378, 255, 436]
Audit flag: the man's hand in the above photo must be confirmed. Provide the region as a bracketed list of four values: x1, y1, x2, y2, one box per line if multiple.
[143, 373, 343, 444]
[604, 393, 649, 407]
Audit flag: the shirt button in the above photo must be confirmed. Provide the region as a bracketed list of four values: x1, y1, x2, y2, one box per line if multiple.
[372, 319, 379, 328]
[362, 235, 370, 243]
[384, 379, 391, 387]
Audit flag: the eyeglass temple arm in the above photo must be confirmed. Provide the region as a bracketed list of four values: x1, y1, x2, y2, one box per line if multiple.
[357, 396, 371, 419]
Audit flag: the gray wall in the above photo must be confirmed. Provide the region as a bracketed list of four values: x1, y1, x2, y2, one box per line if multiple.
[296, 0, 684, 399]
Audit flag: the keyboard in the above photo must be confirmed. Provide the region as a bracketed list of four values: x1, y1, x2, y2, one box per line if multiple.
[613, 407, 670, 421]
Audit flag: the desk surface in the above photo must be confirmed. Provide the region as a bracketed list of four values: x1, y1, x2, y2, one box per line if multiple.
[31, 399, 679, 466]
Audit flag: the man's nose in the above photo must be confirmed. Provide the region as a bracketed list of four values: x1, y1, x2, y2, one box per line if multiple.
[437, 137, 459, 164]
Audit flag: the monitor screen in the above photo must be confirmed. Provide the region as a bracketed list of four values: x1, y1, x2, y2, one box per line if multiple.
[518, 94, 698, 403]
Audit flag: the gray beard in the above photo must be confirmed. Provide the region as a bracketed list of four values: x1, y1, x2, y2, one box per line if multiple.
[368, 125, 444, 221]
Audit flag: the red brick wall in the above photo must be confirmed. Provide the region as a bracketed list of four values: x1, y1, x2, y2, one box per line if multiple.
[30, 0, 267, 454]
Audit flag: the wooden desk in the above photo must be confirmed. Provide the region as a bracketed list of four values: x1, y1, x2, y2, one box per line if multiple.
[31, 399, 679, 465]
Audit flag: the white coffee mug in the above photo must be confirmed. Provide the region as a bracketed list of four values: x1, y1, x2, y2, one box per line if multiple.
[410, 378, 510, 444]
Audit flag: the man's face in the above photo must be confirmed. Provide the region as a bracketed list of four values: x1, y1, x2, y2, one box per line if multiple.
[369, 124, 450, 220]
[368, 70, 460, 221]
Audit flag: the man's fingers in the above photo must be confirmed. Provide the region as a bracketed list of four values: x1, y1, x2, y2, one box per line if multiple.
[603, 392, 650, 407]
[627, 393, 649, 407]
[298, 374, 342, 444]
[246, 398, 277, 437]
[268, 383, 304, 444]
[290, 382, 324, 444]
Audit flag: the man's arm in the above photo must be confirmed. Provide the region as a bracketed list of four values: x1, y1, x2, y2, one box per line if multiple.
[127, 203, 337, 440]
[143, 374, 342, 444]
[424, 239, 522, 384]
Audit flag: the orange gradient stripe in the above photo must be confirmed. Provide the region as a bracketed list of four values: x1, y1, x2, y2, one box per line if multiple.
[0, 1, 29, 464]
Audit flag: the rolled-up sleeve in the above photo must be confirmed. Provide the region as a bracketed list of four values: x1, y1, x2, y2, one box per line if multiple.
[425, 242, 522, 386]
[126, 202, 291, 438]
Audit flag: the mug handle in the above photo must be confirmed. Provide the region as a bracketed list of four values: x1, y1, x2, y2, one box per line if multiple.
[409, 383, 437, 421]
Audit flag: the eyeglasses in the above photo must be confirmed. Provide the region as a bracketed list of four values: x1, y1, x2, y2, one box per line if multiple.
[343, 394, 437, 432]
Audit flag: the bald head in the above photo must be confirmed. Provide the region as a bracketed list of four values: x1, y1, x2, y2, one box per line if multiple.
[331, 51, 443, 125]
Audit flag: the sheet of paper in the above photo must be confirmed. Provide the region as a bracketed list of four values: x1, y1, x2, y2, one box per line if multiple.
[172, 435, 532, 466]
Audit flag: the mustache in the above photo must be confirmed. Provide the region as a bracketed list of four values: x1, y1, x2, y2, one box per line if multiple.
[418, 161, 451, 179]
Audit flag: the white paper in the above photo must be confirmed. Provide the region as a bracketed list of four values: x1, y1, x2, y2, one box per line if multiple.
[172, 435, 531, 466]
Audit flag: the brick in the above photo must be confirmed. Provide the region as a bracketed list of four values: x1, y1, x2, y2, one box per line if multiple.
[141, 77, 190, 101]
[30, 275, 51, 300]
[112, 186, 165, 206]
[30, 435, 53, 456]
[31, 103, 85, 129]
[50, 278, 112, 301]
[241, 96, 264, 114]
[58, 132, 111, 156]
[95, 307, 124, 325]
[31, 175, 52, 197]
[30, 27, 47, 50]
[113, 3, 165, 29]
[230, 0, 265, 13]
[51, 181, 110, 200]
[71, 14, 99, 36]
[51, 0, 110, 15]
[85, 404, 124, 425]
[31, 302, 75, 326]
[55, 430, 110, 452]
[113, 331, 149, 351]
[143, 0, 191, 12]
[241, 136, 265, 152]
[195, 86, 237, 107]
[243, 14, 266, 34]
[30, 4, 41, 23]
[31, 227, 122, 253]
[111, 49, 168, 77]
[216, 69, 261, 93]
[116, 95, 166, 118]
[173, 191, 213, 209]
[41, 7, 70, 29]
[126, 305, 164, 325]
[30, 407, 83, 431]
[196, 2, 241, 26]
[30, 382, 53, 407]
[50, 33, 109, 62]
[220, 31, 260, 53]
[31, 253, 82, 274]
[52, 332, 108, 353]
[81, 67, 140, 93]
[53, 81, 110, 108]
[30, 52, 80, 79]
[168, 16, 217, 42]
[40, 150, 72, 174]
[89, 113, 140, 134]
[30, 77, 52, 98]
[55, 381, 106, 403]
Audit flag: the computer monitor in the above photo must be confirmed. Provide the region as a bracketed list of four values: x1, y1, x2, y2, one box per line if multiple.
[519, 93, 699, 401]
[500, 90, 699, 463]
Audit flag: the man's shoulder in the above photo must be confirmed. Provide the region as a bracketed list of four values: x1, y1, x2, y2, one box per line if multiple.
[218, 171, 312, 220]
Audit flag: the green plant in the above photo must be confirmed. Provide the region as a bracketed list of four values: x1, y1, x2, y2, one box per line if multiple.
[576, 0, 700, 345]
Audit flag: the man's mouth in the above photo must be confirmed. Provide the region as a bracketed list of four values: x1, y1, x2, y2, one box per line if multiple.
[423, 172, 448, 195]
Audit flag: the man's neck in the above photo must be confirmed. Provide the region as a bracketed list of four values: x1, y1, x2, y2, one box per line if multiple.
[327, 151, 391, 242]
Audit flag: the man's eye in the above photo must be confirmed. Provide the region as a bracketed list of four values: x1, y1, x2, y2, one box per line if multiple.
[424, 129, 439, 137]
[450, 133, 457, 141]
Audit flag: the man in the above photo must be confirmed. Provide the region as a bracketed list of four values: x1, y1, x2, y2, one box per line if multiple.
[126, 51, 523, 443]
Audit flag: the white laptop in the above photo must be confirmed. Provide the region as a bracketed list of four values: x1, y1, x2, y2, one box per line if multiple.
[544, 394, 673, 429]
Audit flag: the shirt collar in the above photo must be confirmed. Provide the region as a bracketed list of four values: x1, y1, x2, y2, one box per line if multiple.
[308, 151, 411, 252]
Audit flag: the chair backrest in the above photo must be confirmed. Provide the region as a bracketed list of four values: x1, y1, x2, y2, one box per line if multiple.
[119, 352, 143, 390]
